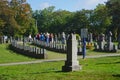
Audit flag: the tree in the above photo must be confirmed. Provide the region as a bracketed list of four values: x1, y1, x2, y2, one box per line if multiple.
[50, 10, 73, 33]
[33, 6, 55, 32]
[65, 9, 92, 33]
[10, 0, 33, 36]
[90, 4, 111, 34]
[25, 19, 38, 37]
[106, 0, 120, 40]
[0, 0, 18, 36]
[0, 0, 34, 37]
[0, 19, 6, 35]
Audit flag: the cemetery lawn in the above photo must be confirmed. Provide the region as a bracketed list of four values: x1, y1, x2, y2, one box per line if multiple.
[0, 44, 66, 63]
[0, 56, 119, 80]
[0, 44, 119, 63]
[0, 44, 120, 80]
[0, 44, 36, 63]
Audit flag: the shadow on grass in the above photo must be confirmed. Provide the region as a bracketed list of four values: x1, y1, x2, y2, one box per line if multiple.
[28, 70, 67, 74]
[96, 61, 120, 65]
[112, 74, 120, 78]
[0, 74, 10, 80]
[6, 44, 19, 54]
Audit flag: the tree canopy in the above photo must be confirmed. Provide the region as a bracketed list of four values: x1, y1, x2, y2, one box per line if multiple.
[32, 4, 112, 35]
[0, 0, 37, 37]
[106, 0, 120, 40]
[0, 0, 120, 41]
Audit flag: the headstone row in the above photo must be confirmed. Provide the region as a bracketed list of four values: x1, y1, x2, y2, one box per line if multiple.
[11, 40, 47, 59]
[94, 32, 118, 52]
[0, 36, 13, 44]
[33, 39, 82, 54]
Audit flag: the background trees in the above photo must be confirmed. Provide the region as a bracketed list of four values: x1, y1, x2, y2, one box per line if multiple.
[90, 4, 111, 34]
[50, 10, 73, 33]
[32, 5, 111, 35]
[9, 0, 36, 36]
[66, 9, 92, 33]
[0, 0, 120, 41]
[106, 0, 120, 40]
[0, 0, 16, 36]
[32, 6, 72, 33]
[0, 0, 37, 37]
[32, 6, 55, 32]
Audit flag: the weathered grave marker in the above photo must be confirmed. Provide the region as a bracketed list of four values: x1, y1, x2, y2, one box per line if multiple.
[62, 33, 81, 72]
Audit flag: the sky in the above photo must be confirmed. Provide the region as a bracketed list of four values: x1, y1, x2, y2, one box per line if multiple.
[27, 0, 108, 12]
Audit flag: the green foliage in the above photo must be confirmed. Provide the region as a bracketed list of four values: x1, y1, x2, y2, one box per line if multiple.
[32, 6, 112, 35]
[67, 9, 92, 33]
[25, 19, 38, 37]
[0, 0, 17, 36]
[0, 19, 5, 27]
[0, 0, 34, 36]
[32, 7, 73, 33]
[76, 34, 81, 40]
[106, 0, 120, 40]
[32, 6, 55, 32]
[90, 4, 111, 34]
[0, 0, 119, 41]
[0, 19, 6, 35]
[50, 10, 73, 33]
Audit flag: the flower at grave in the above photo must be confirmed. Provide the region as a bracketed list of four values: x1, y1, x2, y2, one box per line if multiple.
[86, 42, 94, 50]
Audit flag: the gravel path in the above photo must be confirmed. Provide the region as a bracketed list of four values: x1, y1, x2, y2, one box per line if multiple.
[0, 53, 120, 66]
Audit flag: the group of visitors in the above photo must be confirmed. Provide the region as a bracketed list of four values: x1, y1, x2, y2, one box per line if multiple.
[35, 32, 54, 43]
[34, 32, 67, 44]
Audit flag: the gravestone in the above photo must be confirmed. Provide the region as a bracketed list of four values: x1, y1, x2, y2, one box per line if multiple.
[54, 34, 58, 42]
[3, 36, 7, 43]
[10, 37, 13, 43]
[61, 32, 66, 44]
[106, 31, 114, 51]
[88, 33, 93, 43]
[98, 33, 105, 50]
[104, 31, 117, 52]
[62, 33, 81, 72]
[58, 33, 61, 41]
[94, 42, 99, 50]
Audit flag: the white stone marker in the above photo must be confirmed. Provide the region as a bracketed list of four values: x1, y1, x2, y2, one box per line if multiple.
[62, 33, 81, 72]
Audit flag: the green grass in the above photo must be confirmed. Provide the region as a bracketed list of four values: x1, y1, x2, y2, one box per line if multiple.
[0, 56, 120, 80]
[47, 50, 66, 59]
[0, 44, 36, 63]
[0, 44, 66, 63]
[0, 44, 120, 80]
[0, 44, 66, 64]
[0, 43, 119, 64]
